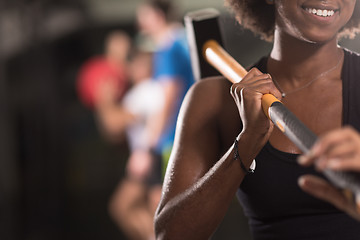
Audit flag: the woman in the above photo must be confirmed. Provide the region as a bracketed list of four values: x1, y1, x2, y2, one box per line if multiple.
[155, 0, 360, 239]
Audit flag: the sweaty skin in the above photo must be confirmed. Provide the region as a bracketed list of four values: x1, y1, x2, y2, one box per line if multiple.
[155, 0, 358, 239]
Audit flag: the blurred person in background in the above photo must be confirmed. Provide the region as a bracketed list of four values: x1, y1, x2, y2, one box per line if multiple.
[77, 0, 195, 237]
[108, 51, 164, 240]
[136, 0, 195, 179]
[77, 30, 132, 142]
[109, 0, 195, 237]
[77, 30, 162, 239]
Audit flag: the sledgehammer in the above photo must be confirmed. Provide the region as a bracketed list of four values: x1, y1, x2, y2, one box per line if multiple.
[184, 8, 360, 207]
[184, 8, 317, 153]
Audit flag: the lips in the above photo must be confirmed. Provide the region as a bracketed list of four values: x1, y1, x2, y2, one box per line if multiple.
[301, 3, 340, 18]
[304, 8, 336, 17]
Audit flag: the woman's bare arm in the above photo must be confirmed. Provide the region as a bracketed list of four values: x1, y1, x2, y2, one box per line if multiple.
[154, 71, 281, 239]
[154, 78, 246, 239]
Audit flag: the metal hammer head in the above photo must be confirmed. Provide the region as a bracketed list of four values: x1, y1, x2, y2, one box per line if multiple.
[184, 8, 224, 81]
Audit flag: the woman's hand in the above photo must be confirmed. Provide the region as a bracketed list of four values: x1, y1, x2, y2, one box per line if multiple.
[298, 126, 360, 172]
[230, 68, 282, 137]
[298, 174, 360, 221]
[298, 126, 360, 221]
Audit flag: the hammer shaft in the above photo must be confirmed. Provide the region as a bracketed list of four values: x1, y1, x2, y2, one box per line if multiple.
[203, 39, 360, 200]
[185, 8, 360, 200]
[203, 39, 317, 153]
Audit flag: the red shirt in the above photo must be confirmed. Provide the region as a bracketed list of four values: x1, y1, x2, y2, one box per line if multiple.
[77, 56, 127, 108]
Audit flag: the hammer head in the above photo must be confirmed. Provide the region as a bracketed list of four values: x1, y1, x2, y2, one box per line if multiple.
[184, 8, 224, 81]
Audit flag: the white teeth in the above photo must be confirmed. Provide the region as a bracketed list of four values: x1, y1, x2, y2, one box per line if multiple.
[306, 8, 335, 17]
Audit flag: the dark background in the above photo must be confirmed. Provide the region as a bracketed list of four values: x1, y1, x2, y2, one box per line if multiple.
[1, 1, 360, 239]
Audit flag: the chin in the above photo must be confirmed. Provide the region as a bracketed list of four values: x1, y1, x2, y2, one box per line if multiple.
[302, 33, 338, 45]
[294, 27, 339, 44]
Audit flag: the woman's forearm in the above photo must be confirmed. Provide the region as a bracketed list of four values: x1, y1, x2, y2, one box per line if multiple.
[155, 149, 243, 239]
[155, 131, 262, 240]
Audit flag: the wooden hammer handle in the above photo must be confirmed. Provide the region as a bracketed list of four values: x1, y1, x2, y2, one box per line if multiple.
[202, 39, 317, 153]
[203, 39, 279, 122]
[203, 40, 248, 83]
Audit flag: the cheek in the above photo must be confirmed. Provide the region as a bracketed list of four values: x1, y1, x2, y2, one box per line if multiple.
[343, 0, 357, 22]
[275, 3, 301, 36]
[346, 0, 357, 9]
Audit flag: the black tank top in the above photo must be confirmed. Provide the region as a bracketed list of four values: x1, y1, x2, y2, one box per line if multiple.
[237, 49, 360, 240]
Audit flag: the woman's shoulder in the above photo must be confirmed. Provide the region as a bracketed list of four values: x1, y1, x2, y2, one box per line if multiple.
[190, 76, 233, 104]
[193, 76, 232, 90]
[181, 76, 235, 118]
[183, 76, 241, 147]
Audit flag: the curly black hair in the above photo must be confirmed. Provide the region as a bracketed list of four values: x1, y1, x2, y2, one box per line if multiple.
[224, 0, 360, 41]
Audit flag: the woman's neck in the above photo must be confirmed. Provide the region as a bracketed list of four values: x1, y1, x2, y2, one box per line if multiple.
[268, 29, 343, 86]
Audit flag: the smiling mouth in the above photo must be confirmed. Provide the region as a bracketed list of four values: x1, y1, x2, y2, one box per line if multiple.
[303, 7, 339, 17]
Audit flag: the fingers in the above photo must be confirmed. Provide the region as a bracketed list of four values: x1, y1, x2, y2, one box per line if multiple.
[299, 175, 360, 220]
[298, 175, 350, 211]
[298, 126, 360, 171]
[267, 73, 283, 100]
[325, 155, 360, 171]
[240, 67, 264, 81]
[230, 67, 283, 138]
[230, 69, 268, 97]
[230, 68, 282, 101]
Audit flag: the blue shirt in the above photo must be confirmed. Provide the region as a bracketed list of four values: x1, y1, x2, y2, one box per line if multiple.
[152, 28, 195, 154]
